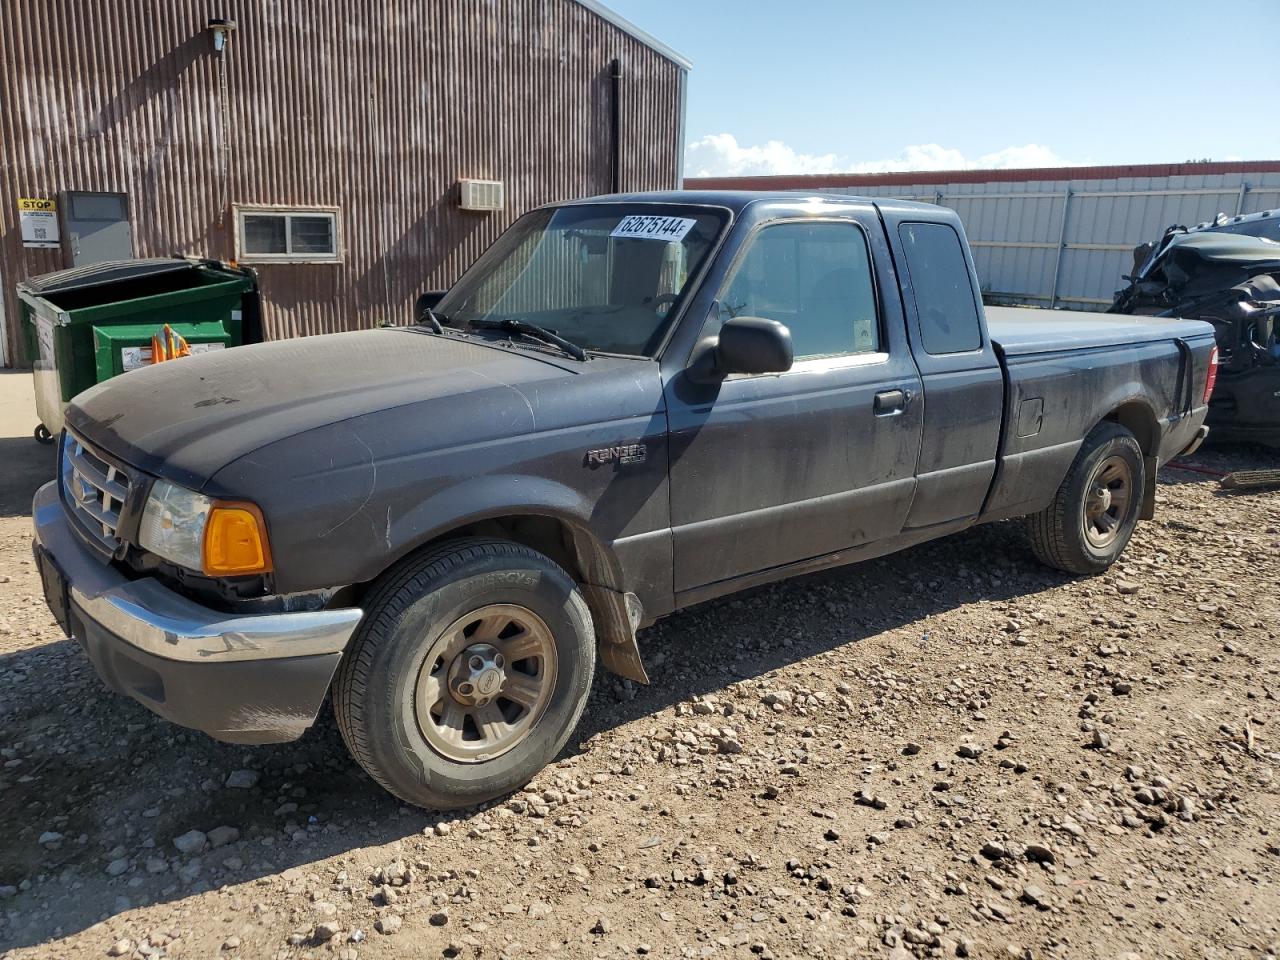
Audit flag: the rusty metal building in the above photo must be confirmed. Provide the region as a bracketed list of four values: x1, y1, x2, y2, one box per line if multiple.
[0, 0, 689, 367]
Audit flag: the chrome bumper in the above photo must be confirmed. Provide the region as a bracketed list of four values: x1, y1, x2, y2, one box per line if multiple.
[32, 481, 362, 664]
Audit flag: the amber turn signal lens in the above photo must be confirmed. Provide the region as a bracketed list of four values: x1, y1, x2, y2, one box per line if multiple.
[202, 502, 273, 575]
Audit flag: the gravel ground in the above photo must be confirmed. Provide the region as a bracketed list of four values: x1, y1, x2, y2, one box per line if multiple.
[0, 440, 1277, 960]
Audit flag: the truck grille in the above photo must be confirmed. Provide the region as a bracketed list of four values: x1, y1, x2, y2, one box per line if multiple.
[61, 433, 132, 554]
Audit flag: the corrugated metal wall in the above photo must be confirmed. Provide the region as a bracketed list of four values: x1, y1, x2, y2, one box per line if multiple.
[689, 163, 1280, 310]
[0, 0, 685, 365]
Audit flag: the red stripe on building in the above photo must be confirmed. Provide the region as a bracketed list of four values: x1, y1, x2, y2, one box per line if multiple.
[686, 160, 1280, 192]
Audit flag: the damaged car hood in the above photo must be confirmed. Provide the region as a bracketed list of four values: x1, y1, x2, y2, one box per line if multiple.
[1153, 231, 1280, 267]
[1113, 214, 1280, 315]
[65, 328, 587, 488]
[1111, 213, 1280, 446]
[1135, 233, 1280, 304]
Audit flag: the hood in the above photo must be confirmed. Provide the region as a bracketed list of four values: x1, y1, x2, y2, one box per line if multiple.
[1150, 232, 1280, 271]
[1113, 228, 1280, 316]
[65, 328, 579, 487]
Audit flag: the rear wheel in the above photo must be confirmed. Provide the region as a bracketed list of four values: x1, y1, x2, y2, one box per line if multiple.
[334, 538, 595, 810]
[1026, 422, 1145, 575]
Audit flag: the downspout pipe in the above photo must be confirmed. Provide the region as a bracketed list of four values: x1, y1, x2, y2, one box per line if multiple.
[610, 58, 622, 193]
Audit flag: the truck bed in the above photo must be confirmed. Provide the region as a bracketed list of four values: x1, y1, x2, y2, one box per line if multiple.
[986, 306, 1211, 355]
[979, 304, 1215, 525]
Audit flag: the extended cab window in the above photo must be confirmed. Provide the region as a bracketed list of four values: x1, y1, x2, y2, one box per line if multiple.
[720, 221, 879, 360]
[898, 221, 983, 354]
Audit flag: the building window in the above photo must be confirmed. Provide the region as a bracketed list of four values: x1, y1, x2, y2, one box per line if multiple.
[234, 206, 341, 263]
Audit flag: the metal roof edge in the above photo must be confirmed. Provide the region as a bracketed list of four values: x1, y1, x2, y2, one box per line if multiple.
[686, 160, 1280, 191]
[572, 0, 692, 71]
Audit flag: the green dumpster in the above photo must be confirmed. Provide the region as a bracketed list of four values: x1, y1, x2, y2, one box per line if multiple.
[18, 258, 261, 442]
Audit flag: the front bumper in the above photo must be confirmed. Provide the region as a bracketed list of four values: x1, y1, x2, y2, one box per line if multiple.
[32, 481, 363, 743]
[1206, 366, 1280, 448]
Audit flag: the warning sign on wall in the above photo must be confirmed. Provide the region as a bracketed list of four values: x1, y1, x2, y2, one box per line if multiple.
[18, 198, 60, 248]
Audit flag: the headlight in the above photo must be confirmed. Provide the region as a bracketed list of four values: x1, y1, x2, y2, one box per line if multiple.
[139, 480, 212, 570]
[139, 480, 272, 576]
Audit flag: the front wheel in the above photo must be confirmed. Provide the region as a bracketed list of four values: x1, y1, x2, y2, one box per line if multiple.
[333, 539, 595, 810]
[1026, 422, 1145, 575]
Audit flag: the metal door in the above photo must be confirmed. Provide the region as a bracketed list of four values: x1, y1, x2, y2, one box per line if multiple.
[665, 210, 924, 595]
[61, 191, 133, 266]
[882, 209, 1004, 529]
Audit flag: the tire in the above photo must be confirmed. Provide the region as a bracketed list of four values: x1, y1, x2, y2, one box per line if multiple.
[1026, 422, 1146, 575]
[34, 424, 54, 444]
[333, 538, 595, 810]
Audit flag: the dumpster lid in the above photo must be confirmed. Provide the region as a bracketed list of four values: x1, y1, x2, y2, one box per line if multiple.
[19, 258, 201, 296]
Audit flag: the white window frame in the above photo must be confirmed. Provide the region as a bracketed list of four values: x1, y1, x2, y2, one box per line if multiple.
[233, 204, 342, 264]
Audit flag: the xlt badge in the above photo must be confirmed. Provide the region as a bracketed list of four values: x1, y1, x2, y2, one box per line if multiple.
[585, 443, 647, 467]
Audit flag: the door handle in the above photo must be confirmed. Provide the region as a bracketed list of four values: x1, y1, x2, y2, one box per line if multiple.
[874, 388, 911, 416]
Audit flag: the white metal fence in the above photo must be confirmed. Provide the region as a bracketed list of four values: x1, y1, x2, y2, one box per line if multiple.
[810, 171, 1280, 310]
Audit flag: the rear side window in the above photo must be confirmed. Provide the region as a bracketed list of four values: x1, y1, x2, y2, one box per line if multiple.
[898, 222, 982, 354]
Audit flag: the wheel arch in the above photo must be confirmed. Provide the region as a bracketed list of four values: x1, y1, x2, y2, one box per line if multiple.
[347, 478, 648, 684]
[1100, 398, 1160, 519]
[411, 510, 618, 595]
[1102, 399, 1159, 456]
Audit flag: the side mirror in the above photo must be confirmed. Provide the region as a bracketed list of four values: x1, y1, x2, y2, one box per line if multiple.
[715, 316, 794, 376]
[415, 290, 446, 321]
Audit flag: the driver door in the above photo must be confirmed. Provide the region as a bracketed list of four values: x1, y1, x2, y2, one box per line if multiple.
[665, 213, 925, 598]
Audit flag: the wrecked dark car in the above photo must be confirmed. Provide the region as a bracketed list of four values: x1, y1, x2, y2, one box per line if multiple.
[1111, 209, 1280, 447]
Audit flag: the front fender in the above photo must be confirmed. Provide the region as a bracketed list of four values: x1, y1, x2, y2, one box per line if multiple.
[379, 476, 652, 684]
[211, 410, 671, 596]
[384, 473, 621, 583]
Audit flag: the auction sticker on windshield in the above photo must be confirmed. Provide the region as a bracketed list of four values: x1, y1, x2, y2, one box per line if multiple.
[610, 215, 697, 243]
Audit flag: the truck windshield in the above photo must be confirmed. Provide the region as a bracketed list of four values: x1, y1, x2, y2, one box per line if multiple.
[434, 203, 728, 356]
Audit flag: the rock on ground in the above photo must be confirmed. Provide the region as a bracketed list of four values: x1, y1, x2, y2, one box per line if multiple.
[0, 445, 1277, 960]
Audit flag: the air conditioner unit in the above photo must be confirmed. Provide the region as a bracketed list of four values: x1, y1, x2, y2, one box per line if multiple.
[458, 179, 504, 212]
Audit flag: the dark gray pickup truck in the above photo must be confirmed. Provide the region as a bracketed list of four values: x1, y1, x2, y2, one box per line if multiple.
[33, 191, 1216, 809]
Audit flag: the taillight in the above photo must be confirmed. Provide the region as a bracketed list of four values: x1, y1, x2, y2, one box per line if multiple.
[1203, 346, 1219, 403]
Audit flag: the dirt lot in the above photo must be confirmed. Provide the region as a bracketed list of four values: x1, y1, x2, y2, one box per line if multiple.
[1, 372, 1277, 960]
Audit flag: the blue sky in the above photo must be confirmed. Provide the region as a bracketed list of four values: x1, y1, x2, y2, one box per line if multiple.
[604, 0, 1280, 177]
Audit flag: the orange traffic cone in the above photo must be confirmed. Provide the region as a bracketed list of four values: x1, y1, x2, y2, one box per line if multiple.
[150, 324, 191, 364]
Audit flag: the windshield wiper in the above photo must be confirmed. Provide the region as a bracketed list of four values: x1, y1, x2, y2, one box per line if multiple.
[469, 318, 588, 361]
[420, 308, 445, 334]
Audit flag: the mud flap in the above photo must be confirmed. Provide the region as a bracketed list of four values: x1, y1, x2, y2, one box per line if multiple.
[581, 583, 649, 684]
[1140, 455, 1158, 520]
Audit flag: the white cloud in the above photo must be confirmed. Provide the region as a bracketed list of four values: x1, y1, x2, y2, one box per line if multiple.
[972, 144, 1077, 170]
[685, 134, 1085, 178]
[684, 133, 843, 177]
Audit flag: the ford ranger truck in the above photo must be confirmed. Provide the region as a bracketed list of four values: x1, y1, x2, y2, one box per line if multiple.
[32, 192, 1215, 809]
